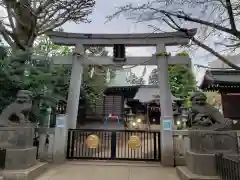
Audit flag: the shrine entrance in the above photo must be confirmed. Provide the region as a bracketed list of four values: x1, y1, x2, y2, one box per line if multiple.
[46, 29, 196, 166]
[66, 129, 161, 161]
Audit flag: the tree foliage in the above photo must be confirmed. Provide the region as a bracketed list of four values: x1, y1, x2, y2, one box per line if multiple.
[0, 35, 113, 124]
[0, 0, 95, 49]
[0, 39, 71, 123]
[33, 35, 114, 116]
[108, 0, 240, 69]
[148, 65, 196, 97]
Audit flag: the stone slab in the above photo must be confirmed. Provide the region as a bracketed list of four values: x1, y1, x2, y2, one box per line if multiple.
[176, 166, 220, 180]
[5, 147, 37, 170]
[1, 162, 48, 180]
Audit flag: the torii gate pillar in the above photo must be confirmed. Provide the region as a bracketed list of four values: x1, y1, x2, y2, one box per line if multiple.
[66, 44, 84, 129]
[157, 44, 174, 166]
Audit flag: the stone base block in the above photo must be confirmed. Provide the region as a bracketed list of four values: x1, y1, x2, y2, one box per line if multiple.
[186, 151, 216, 176]
[5, 147, 37, 170]
[1, 162, 48, 180]
[0, 127, 35, 148]
[176, 166, 220, 180]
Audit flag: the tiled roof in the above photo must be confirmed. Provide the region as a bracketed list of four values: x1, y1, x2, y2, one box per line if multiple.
[199, 70, 240, 90]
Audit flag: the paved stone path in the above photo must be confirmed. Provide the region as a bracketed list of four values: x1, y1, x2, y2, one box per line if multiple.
[36, 161, 180, 180]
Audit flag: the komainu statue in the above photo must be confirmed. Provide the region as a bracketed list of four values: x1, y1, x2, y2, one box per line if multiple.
[189, 91, 232, 131]
[0, 90, 32, 126]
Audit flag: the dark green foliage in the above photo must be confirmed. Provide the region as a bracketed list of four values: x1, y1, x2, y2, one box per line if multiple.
[148, 65, 196, 98]
[0, 35, 114, 124]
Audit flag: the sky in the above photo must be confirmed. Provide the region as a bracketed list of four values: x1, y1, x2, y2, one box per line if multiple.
[0, 0, 222, 84]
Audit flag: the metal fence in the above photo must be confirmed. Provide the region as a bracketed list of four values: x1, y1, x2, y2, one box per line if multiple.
[33, 132, 40, 159]
[0, 148, 6, 169]
[216, 153, 240, 180]
[67, 129, 161, 161]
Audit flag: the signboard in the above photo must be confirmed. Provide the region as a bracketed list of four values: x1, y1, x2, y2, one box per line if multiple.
[56, 116, 66, 128]
[163, 119, 172, 131]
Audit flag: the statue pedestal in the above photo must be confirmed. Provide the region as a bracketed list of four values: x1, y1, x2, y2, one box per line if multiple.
[177, 130, 238, 180]
[0, 126, 37, 170]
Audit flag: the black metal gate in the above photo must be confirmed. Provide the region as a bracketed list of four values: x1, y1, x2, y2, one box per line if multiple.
[67, 129, 161, 161]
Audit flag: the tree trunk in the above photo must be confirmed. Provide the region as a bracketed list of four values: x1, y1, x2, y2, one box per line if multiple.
[8, 0, 37, 50]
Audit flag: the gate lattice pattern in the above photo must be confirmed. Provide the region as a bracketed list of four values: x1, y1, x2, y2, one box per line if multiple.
[67, 129, 161, 161]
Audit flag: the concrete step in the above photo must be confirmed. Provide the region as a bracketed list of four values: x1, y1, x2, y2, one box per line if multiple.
[1, 162, 49, 180]
[176, 166, 220, 180]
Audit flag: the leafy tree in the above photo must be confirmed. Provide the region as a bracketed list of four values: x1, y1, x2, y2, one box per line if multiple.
[0, 50, 58, 121]
[0, 35, 113, 124]
[0, 0, 96, 122]
[0, 0, 95, 50]
[148, 65, 196, 97]
[33, 35, 114, 120]
[108, 0, 240, 69]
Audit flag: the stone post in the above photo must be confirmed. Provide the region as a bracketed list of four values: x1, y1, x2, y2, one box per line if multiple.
[66, 44, 84, 129]
[157, 44, 174, 166]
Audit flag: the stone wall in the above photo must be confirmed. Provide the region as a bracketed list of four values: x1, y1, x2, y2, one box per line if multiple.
[173, 130, 189, 166]
[173, 130, 240, 166]
[36, 127, 66, 164]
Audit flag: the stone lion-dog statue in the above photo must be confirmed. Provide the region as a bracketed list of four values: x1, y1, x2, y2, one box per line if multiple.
[0, 90, 32, 126]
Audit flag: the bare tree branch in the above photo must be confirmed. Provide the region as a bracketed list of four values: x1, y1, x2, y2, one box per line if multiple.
[191, 36, 240, 70]
[159, 10, 240, 38]
[0, 22, 14, 47]
[36, 0, 54, 15]
[108, 0, 240, 69]
[215, 42, 240, 47]
[225, 0, 237, 31]
[0, 0, 95, 49]
[152, 18, 240, 70]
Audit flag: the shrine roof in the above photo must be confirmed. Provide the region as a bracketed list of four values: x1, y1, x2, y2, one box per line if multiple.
[199, 70, 240, 91]
[133, 86, 182, 103]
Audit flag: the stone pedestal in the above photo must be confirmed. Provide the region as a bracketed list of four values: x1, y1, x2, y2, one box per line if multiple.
[177, 130, 238, 180]
[0, 126, 37, 170]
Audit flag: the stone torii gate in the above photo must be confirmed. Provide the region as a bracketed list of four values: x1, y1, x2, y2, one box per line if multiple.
[46, 29, 197, 166]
